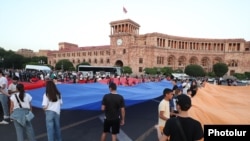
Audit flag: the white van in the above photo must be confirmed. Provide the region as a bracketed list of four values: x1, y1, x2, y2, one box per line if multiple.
[25, 65, 51, 73]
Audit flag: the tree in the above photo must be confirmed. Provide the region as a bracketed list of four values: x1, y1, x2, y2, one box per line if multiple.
[122, 66, 132, 74]
[233, 73, 247, 80]
[184, 64, 205, 77]
[161, 67, 173, 76]
[244, 72, 250, 79]
[144, 67, 158, 75]
[213, 63, 228, 77]
[55, 59, 75, 71]
[173, 68, 183, 73]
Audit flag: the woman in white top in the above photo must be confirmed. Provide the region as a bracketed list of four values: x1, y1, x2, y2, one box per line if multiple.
[10, 83, 36, 141]
[42, 80, 63, 141]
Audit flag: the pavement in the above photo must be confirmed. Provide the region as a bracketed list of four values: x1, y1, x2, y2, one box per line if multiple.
[0, 98, 161, 141]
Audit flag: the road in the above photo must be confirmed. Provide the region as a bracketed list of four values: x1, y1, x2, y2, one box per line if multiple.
[0, 99, 161, 141]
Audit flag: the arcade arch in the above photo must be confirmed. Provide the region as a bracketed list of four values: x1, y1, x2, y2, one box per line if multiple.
[115, 60, 123, 67]
[189, 56, 198, 65]
[213, 57, 223, 64]
[167, 55, 176, 68]
[201, 57, 210, 72]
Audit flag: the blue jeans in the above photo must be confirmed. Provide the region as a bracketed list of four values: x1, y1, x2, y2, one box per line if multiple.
[0, 94, 9, 118]
[46, 110, 62, 141]
[13, 119, 36, 141]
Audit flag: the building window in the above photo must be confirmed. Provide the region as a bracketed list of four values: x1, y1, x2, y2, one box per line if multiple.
[123, 49, 126, 54]
[88, 52, 92, 56]
[88, 59, 91, 63]
[94, 59, 97, 63]
[83, 59, 86, 62]
[107, 59, 110, 64]
[139, 67, 143, 72]
[139, 58, 143, 64]
[100, 58, 103, 64]
[82, 52, 86, 56]
[157, 56, 164, 64]
[78, 59, 80, 63]
[229, 60, 238, 67]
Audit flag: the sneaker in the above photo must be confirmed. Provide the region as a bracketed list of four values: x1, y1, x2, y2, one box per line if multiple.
[3, 115, 10, 119]
[0, 120, 9, 124]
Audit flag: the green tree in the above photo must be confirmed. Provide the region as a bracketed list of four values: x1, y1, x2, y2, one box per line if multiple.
[213, 63, 228, 77]
[207, 71, 216, 77]
[173, 68, 183, 73]
[144, 67, 158, 75]
[184, 64, 205, 77]
[55, 59, 75, 71]
[244, 72, 250, 79]
[161, 67, 173, 76]
[122, 66, 132, 74]
[233, 73, 247, 80]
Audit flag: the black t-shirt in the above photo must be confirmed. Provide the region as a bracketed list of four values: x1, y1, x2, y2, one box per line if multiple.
[163, 117, 204, 141]
[102, 93, 125, 120]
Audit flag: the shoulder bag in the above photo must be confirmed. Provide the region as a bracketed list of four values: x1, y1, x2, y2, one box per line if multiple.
[15, 94, 35, 121]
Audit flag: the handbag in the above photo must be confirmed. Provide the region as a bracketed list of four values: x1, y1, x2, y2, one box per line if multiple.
[15, 94, 35, 121]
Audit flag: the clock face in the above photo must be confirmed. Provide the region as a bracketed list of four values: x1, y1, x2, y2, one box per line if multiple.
[116, 39, 123, 46]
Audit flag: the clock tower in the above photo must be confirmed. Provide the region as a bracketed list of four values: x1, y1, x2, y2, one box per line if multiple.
[109, 19, 140, 67]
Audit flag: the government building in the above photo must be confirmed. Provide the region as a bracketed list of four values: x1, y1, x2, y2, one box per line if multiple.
[47, 19, 250, 75]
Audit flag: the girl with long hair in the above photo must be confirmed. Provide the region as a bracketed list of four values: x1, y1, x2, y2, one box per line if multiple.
[42, 80, 63, 141]
[10, 83, 36, 141]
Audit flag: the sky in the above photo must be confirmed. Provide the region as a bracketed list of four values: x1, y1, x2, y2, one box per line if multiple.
[1, 0, 250, 52]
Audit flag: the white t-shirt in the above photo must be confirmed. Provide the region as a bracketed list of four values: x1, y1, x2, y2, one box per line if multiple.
[8, 83, 17, 94]
[42, 94, 62, 115]
[158, 99, 170, 127]
[0, 76, 8, 94]
[10, 93, 32, 110]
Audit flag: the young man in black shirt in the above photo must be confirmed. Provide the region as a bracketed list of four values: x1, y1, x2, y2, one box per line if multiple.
[101, 83, 125, 141]
[160, 94, 204, 141]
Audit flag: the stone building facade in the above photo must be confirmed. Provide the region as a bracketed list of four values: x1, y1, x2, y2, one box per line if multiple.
[16, 48, 36, 57]
[47, 19, 250, 75]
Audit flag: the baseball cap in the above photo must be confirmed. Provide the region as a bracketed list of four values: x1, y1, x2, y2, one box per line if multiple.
[176, 94, 192, 111]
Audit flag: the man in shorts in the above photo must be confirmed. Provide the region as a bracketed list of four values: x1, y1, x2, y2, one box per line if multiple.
[101, 82, 125, 141]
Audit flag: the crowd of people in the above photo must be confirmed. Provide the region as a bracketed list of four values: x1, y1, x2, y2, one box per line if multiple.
[0, 69, 63, 141]
[1, 67, 245, 141]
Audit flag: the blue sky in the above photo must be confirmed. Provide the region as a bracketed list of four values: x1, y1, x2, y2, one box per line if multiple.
[1, 0, 250, 52]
